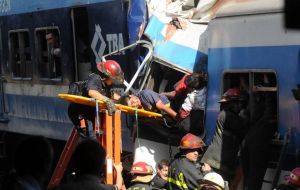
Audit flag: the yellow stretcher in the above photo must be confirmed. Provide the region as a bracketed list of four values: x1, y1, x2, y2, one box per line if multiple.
[58, 93, 163, 118]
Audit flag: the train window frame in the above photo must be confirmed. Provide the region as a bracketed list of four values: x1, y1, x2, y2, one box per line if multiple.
[34, 27, 62, 82]
[221, 70, 278, 124]
[8, 29, 32, 80]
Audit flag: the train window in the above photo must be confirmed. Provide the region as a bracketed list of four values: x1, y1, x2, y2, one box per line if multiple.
[35, 28, 61, 81]
[222, 71, 278, 128]
[8, 30, 32, 79]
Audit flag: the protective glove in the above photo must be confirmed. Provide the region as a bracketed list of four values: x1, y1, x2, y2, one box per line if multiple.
[105, 99, 117, 116]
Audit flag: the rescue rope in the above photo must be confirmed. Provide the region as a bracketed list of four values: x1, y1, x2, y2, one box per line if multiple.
[135, 107, 142, 149]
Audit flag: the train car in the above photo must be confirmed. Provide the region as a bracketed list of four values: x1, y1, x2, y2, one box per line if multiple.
[135, 0, 300, 188]
[0, 0, 134, 176]
[0, 0, 129, 140]
[205, 0, 300, 188]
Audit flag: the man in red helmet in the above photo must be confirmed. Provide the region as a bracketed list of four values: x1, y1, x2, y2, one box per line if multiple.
[68, 60, 124, 138]
[201, 88, 246, 184]
[168, 133, 210, 190]
[127, 162, 154, 190]
[275, 167, 300, 190]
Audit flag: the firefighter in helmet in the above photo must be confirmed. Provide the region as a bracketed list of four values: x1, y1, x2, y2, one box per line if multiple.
[127, 162, 154, 190]
[275, 167, 300, 190]
[198, 172, 225, 190]
[168, 133, 209, 190]
[68, 60, 124, 137]
[201, 88, 246, 183]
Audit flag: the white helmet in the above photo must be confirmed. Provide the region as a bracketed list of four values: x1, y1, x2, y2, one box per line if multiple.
[198, 172, 225, 190]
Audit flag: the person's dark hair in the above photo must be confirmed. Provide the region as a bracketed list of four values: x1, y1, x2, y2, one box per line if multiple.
[73, 139, 106, 176]
[118, 94, 131, 105]
[157, 159, 169, 169]
[46, 30, 59, 37]
[14, 136, 54, 180]
[184, 73, 207, 90]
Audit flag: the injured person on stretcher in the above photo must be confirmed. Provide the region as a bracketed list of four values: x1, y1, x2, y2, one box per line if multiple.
[119, 89, 178, 126]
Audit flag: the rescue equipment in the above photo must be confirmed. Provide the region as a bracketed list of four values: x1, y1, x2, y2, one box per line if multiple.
[198, 172, 225, 190]
[218, 88, 241, 103]
[58, 93, 163, 118]
[285, 167, 300, 187]
[130, 162, 154, 183]
[96, 60, 124, 85]
[179, 133, 205, 149]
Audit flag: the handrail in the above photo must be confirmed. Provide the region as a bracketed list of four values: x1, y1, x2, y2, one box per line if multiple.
[101, 40, 154, 94]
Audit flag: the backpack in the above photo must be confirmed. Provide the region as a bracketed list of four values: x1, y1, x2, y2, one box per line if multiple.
[68, 73, 97, 96]
[68, 80, 87, 96]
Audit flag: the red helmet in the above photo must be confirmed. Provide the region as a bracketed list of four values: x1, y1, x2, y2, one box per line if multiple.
[285, 167, 300, 187]
[130, 162, 153, 175]
[179, 133, 206, 149]
[96, 60, 124, 85]
[218, 88, 241, 103]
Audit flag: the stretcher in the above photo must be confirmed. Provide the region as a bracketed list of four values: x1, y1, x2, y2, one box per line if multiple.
[58, 93, 163, 118]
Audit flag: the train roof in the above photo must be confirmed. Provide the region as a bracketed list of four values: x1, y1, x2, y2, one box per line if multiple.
[215, 0, 284, 18]
[0, 0, 115, 16]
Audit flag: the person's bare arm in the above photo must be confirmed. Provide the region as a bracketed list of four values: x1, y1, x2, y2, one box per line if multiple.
[156, 100, 177, 119]
[88, 89, 110, 102]
[112, 92, 121, 101]
[161, 91, 176, 99]
[114, 162, 123, 190]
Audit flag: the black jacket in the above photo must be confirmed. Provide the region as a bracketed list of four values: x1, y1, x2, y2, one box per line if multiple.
[201, 108, 245, 178]
[168, 157, 204, 190]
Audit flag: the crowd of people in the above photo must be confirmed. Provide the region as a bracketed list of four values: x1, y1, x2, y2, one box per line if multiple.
[1, 59, 298, 190]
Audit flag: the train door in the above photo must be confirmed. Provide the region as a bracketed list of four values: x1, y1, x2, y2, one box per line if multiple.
[71, 7, 91, 81]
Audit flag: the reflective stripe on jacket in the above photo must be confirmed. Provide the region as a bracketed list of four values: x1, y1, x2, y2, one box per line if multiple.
[168, 157, 204, 190]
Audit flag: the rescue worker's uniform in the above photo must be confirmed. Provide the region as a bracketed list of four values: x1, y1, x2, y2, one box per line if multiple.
[68, 60, 123, 137]
[168, 156, 204, 190]
[151, 174, 168, 189]
[68, 73, 115, 126]
[201, 88, 246, 181]
[127, 162, 154, 190]
[241, 91, 277, 190]
[168, 133, 206, 190]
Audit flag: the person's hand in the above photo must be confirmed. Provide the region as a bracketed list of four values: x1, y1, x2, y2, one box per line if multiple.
[114, 162, 123, 173]
[201, 163, 212, 172]
[105, 99, 117, 116]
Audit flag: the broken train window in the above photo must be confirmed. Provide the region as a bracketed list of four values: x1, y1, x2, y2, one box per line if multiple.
[9, 30, 32, 79]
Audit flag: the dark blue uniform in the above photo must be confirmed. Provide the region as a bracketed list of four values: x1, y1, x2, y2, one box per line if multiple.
[136, 89, 170, 112]
[68, 73, 114, 134]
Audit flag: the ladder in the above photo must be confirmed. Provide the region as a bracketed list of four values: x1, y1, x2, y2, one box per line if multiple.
[263, 130, 290, 189]
[47, 110, 121, 190]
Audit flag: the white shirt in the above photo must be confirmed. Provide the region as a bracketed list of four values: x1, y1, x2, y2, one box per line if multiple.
[182, 87, 207, 111]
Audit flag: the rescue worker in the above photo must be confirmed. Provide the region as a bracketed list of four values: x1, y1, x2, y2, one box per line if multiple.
[198, 172, 226, 190]
[168, 133, 209, 190]
[241, 74, 278, 190]
[68, 60, 124, 137]
[119, 89, 177, 120]
[127, 162, 154, 190]
[151, 159, 170, 189]
[201, 88, 246, 183]
[275, 167, 300, 190]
